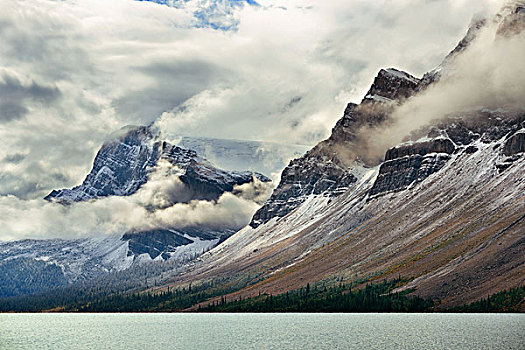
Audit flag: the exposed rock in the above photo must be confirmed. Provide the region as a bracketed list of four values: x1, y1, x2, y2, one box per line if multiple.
[160, 142, 270, 202]
[46, 127, 270, 204]
[45, 126, 159, 201]
[464, 145, 478, 154]
[370, 139, 454, 197]
[121, 227, 233, 260]
[503, 131, 525, 156]
[250, 153, 357, 228]
[371, 111, 524, 197]
[122, 229, 193, 260]
[362, 68, 419, 103]
[384, 138, 455, 161]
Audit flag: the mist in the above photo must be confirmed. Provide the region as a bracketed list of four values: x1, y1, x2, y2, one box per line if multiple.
[0, 169, 273, 242]
[359, 4, 525, 161]
[0, 0, 504, 241]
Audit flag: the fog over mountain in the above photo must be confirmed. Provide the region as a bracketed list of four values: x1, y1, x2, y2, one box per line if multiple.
[0, 0, 504, 242]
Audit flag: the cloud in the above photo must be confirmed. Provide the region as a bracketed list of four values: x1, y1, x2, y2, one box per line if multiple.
[0, 0, 504, 239]
[0, 69, 61, 122]
[0, 166, 274, 241]
[358, 4, 525, 160]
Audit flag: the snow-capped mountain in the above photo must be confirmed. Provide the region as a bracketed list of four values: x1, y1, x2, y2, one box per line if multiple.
[250, 67, 420, 227]
[2, 3, 524, 310]
[164, 5, 525, 309]
[1, 126, 270, 297]
[46, 126, 269, 203]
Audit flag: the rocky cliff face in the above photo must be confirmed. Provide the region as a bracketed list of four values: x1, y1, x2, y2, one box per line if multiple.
[45, 126, 159, 201]
[46, 126, 269, 203]
[504, 130, 525, 155]
[369, 138, 455, 196]
[363, 68, 420, 103]
[369, 111, 525, 197]
[250, 68, 420, 227]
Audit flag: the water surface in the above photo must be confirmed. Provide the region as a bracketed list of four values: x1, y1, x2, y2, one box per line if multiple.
[1, 313, 523, 349]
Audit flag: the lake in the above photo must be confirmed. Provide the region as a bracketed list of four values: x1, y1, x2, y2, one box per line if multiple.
[1, 313, 523, 349]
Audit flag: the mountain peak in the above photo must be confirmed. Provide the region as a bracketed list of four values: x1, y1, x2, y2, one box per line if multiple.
[45, 125, 269, 203]
[362, 68, 420, 103]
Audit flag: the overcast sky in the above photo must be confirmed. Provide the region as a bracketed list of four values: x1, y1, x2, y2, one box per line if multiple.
[0, 0, 507, 240]
[0, 0, 502, 200]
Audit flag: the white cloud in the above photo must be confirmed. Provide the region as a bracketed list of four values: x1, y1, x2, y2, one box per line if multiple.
[0, 169, 273, 241]
[359, 5, 525, 160]
[0, 0, 504, 239]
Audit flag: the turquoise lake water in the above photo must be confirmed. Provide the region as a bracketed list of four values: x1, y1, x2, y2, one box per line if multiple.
[1, 313, 523, 349]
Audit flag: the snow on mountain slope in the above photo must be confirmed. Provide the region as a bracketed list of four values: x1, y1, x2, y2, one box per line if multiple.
[1, 126, 272, 297]
[173, 109, 524, 308]
[161, 5, 525, 308]
[0, 226, 231, 297]
[250, 67, 420, 228]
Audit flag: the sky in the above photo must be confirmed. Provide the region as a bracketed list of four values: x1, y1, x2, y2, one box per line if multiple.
[0, 0, 506, 240]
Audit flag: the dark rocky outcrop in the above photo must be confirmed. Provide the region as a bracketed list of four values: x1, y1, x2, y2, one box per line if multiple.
[122, 227, 234, 260]
[123, 229, 193, 260]
[370, 137, 456, 197]
[363, 68, 419, 102]
[370, 151, 452, 197]
[384, 138, 455, 161]
[370, 111, 525, 197]
[45, 126, 159, 201]
[503, 131, 525, 156]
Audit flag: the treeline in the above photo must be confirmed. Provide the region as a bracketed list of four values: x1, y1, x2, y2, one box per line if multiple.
[71, 277, 241, 312]
[200, 277, 434, 312]
[450, 285, 525, 313]
[0, 258, 67, 297]
[0, 259, 190, 312]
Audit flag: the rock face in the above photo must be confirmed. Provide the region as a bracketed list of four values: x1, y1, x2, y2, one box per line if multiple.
[123, 229, 194, 260]
[160, 142, 270, 202]
[363, 68, 420, 103]
[250, 68, 420, 228]
[504, 131, 525, 156]
[370, 138, 455, 196]
[122, 227, 234, 261]
[369, 111, 525, 197]
[46, 126, 270, 203]
[45, 126, 159, 201]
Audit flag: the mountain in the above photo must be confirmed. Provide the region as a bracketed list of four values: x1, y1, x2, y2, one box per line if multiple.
[45, 126, 269, 203]
[1, 126, 269, 297]
[153, 5, 524, 309]
[250, 68, 420, 227]
[2, 4, 523, 311]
